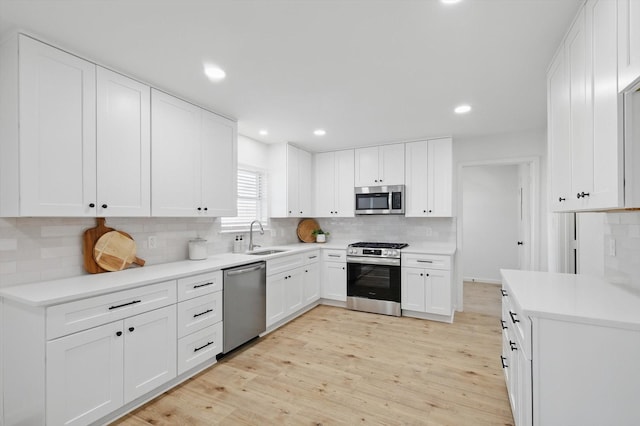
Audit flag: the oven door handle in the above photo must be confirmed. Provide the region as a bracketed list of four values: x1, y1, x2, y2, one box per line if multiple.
[347, 256, 400, 266]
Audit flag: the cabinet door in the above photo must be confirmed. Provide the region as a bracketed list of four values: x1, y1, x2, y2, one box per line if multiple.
[548, 50, 574, 211]
[379, 144, 405, 186]
[405, 141, 429, 217]
[589, 0, 624, 209]
[314, 151, 336, 217]
[401, 267, 426, 311]
[266, 272, 286, 327]
[303, 261, 321, 304]
[200, 109, 237, 216]
[354, 146, 380, 186]
[151, 90, 202, 216]
[335, 149, 355, 217]
[427, 138, 452, 216]
[297, 148, 312, 216]
[46, 321, 124, 426]
[321, 262, 346, 301]
[123, 305, 177, 403]
[618, 0, 640, 91]
[96, 67, 150, 217]
[284, 267, 305, 315]
[19, 35, 97, 216]
[286, 145, 300, 216]
[425, 269, 452, 316]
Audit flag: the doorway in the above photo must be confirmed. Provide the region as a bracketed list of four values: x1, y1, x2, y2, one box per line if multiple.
[456, 157, 539, 311]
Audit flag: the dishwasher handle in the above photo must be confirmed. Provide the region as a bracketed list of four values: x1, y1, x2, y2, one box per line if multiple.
[226, 263, 266, 276]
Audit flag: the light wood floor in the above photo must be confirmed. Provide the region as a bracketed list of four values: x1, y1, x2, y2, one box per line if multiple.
[113, 282, 513, 425]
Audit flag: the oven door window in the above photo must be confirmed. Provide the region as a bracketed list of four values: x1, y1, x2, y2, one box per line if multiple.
[347, 262, 400, 302]
[356, 193, 389, 210]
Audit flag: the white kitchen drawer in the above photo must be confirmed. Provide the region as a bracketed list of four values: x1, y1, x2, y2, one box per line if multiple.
[177, 321, 222, 375]
[501, 284, 530, 356]
[267, 253, 305, 276]
[177, 291, 222, 338]
[322, 249, 346, 262]
[401, 253, 451, 270]
[177, 270, 222, 302]
[47, 281, 176, 340]
[304, 250, 320, 264]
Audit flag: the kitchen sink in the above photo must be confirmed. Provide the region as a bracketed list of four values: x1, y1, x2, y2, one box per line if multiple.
[246, 249, 287, 255]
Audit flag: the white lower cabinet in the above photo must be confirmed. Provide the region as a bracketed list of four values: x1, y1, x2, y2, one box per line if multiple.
[303, 259, 320, 304]
[401, 253, 453, 321]
[321, 249, 347, 302]
[177, 321, 223, 376]
[46, 305, 177, 425]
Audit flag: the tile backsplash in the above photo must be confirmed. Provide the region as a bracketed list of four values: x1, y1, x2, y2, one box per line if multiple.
[604, 211, 640, 289]
[0, 216, 456, 288]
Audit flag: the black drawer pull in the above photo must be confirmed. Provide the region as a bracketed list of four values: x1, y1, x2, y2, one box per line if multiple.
[510, 340, 517, 351]
[194, 282, 214, 289]
[500, 356, 508, 369]
[109, 300, 141, 310]
[501, 289, 508, 297]
[129, 327, 135, 332]
[193, 308, 213, 318]
[509, 311, 520, 323]
[194, 341, 214, 352]
[501, 320, 507, 330]
[116, 331, 122, 337]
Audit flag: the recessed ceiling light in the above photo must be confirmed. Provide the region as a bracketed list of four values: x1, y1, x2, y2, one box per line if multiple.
[441, 0, 462, 4]
[454, 104, 472, 114]
[314, 129, 326, 136]
[203, 64, 226, 81]
[259, 129, 268, 136]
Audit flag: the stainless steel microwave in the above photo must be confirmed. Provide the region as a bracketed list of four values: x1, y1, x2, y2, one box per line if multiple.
[355, 185, 405, 215]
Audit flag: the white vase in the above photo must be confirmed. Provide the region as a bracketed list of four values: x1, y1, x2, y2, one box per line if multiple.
[316, 234, 326, 243]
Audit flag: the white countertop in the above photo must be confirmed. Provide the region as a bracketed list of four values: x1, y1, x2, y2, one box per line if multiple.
[501, 269, 640, 330]
[402, 243, 456, 255]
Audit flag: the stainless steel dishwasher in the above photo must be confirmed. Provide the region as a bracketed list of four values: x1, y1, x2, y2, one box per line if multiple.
[222, 261, 266, 354]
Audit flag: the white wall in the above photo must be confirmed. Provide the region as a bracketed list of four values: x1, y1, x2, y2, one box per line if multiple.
[238, 134, 269, 169]
[462, 165, 519, 283]
[577, 212, 604, 276]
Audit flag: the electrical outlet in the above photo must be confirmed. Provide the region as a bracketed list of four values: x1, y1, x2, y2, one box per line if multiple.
[148, 236, 157, 249]
[608, 238, 616, 256]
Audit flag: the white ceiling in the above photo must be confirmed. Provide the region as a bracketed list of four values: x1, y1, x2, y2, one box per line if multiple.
[0, 0, 581, 152]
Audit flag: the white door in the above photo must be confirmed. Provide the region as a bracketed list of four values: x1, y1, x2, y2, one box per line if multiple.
[334, 149, 355, 217]
[151, 89, 201, 216]
[19, 35, 97, 216]
[314, 151, 336, 217]
[401, 267, 426, 312]
[123, 305, 177, 403]
[297, 148, 312, 216]
[96, 67, 150, 217]
[517, 164, 532, 270]
[321, 262, 347, 301]
[354, 146, 380, 186]
[46, 321, 124, 426]
[405, 140, 429, 217]
[425, 269, 452, 316]
[618, 0, 640, 91]
[379, 144, 405, 186]
[427, 138, 452, 216]
[286, 145, 300, 216]
[284, 267, 305, 315]
[200, 109, 237, 216]
[266, 272, 287, 326]
[303, 262, 321, 304]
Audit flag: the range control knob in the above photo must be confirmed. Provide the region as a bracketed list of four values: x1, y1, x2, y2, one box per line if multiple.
[391, 250, 398, 256]
[382, 250, 389, 255]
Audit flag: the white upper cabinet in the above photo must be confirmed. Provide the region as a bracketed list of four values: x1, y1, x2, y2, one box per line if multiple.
[405, 138, 452, 217]
[151, 89, 237, 217]
[354, 144, 404, 186]
[269, 144, 312, 217]
[618, 0, 640, 92]
[314, 150, 355, 217]
[96, 67, 151, 216]
[0, 34, 97, 217]
[547, 0, 624, 211]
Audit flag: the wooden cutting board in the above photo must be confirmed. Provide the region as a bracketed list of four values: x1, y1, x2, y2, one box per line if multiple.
[296, 218, 320, 243]
[93, 231, 145, 272]
[83, 218, 115, 273]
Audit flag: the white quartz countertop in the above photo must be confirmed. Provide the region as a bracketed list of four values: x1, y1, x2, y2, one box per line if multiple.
[401, 243, 456, 255]
[501, 269, 640, 330]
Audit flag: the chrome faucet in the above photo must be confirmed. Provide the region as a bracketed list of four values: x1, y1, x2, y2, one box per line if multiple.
[248, 220, 264, 251]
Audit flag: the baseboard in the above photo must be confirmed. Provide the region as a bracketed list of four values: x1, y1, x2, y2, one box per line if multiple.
[463, 277, 502, 285]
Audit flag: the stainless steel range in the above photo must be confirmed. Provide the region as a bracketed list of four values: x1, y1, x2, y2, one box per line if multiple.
[346, 242, 408, 316]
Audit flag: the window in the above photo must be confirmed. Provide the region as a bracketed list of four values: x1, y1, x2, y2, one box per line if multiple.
[221, 167, 268, 231]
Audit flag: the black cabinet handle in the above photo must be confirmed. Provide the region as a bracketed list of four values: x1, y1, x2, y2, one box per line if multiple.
[101, 204, 108, 209]
[428, 210, 432, 213]
[89, 203, 95, 208]
[517, 241, 523, 246]
[500, 356, 508, 369]
[342, 267, 345, 270]
[193, 282, 214, 289]
[501, 320, 507, 330]
[197, 207, 202, 211]
[420, 273, 423, 277]
[204, 207, 208, 211]
[426, 273, 430, 277]
[558, 197, 566, 202]
[305, 269, 308, 273]
[116, 331, 122, 337]
[423, 210, 427, 213]
[193, 308, 213, 318]
[128, 327, 135, 332]
[501, 289, 508, 297]
[109, 300, 141, 310]
[194, 341, 214, 352]
[510, 341, 518, 351]
[577, 191, 591, 199]
[509, 311, 520, 323]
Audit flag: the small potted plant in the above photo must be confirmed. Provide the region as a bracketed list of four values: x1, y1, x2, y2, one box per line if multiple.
[312, 229, 330, 243]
